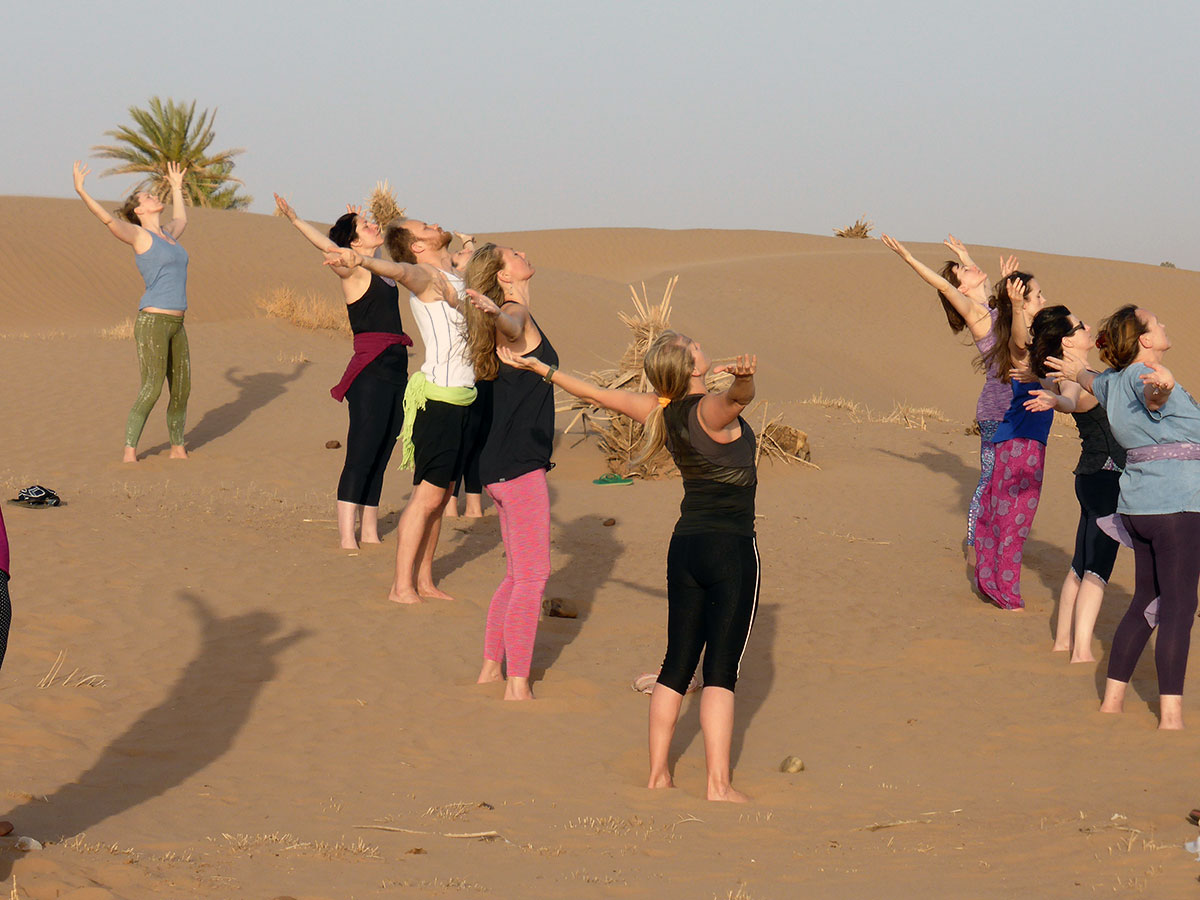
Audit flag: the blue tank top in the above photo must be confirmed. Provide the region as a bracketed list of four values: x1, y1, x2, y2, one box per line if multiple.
[135, 232, 189, 311]
[993, 380, 1053, 445]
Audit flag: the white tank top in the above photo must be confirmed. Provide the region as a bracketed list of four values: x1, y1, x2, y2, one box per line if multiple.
[408, 268, 474, 387]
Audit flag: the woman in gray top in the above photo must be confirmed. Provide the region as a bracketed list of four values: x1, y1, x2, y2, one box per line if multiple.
[73, 160, 191, 463]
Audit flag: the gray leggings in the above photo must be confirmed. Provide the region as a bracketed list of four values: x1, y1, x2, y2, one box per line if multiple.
[126, 311, 191, 447]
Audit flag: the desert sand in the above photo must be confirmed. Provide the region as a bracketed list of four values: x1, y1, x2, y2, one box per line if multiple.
[1, 198, 1199, 898]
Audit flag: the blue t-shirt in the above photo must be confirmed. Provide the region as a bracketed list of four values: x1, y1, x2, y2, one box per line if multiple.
[992, 380, 1053, 446]
[1092, 362, 1200, 514]
[135, 232, 189, 311]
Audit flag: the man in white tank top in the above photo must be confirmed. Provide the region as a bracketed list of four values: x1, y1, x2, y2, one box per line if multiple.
[331, 216, 476, 606]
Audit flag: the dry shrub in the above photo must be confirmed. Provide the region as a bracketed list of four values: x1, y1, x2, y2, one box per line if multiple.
[563, 278, 809, 476]
[834, 215, 874, 238]
[99, 318, 134, 340]
[368, 179, 405, 228]
[258, 286, 350, 335]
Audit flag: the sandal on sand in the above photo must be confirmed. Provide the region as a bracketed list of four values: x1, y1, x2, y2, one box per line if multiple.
[631, 672, 702, 694]
[593, 473, 633, 486]
[8, 485, 61, 508]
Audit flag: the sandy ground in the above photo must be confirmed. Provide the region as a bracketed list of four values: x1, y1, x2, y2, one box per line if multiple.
[1, 200, 1199, 898]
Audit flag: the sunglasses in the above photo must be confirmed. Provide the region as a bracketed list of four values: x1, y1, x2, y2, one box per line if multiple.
[1064, 321, 1086, 337]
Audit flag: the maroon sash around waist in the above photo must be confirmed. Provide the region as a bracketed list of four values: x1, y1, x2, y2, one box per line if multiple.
[1125, 442, 1200, 464]
[330, 331, 413, 402]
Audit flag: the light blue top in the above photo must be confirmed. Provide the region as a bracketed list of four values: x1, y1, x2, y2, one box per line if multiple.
[1092, 362, 1200, 514]
[134, 231, 189, 311]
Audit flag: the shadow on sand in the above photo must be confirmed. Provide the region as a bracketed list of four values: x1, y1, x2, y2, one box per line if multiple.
[0, 592, 308, 877]
[141, 362, 309, 456]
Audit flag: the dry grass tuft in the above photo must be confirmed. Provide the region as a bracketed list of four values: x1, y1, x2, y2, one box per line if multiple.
[219, 831, 381, 859]
[368, 179, 406, 228]
[276, 350, 310, 364]
[424, 801, 493, 821]
[37, 650, 106, 688]
[62, 833, 138, 858]
[99, 318, 134, 340]
[801, 393, 949, 430]
[834, 215, 874, 238]
[258, 286, 350, 335]
[380, 876, 487, 893]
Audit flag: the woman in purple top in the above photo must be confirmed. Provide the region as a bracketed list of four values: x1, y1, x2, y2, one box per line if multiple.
[881, 234, 1019, 555]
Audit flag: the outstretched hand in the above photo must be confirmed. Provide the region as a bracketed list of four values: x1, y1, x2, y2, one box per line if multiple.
[1010, 355, 1034, 383]
[165, 161, 187, 191]
[465, 288, 500, 316]
[346, 203, 363, 217]
[1045, 347, 1087, 383]
[323, 248, 360, 269]
[1139, 361, 1175, 393]
[880, 234, 908, 258]
[943, 233, 969, 263]
[497, 346, 538, 372]
[273, 193, 297, 221]
[999, 254, 1020, 278]
[453, 231, 475, 246]
[72, 160, 89, 193]
[1023, 389, 1059, 413]
[713, 355, 757, 377]
[432, 270, 460, 306]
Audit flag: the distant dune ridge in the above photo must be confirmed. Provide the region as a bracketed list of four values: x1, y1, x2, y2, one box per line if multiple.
[1, 196, 1199, 898]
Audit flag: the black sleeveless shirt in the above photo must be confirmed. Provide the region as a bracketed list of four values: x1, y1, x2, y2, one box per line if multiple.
[478, 324, 559, 486]
[346, 274, 408, 385]
[1072, 405, 1126, 475]
[664, 393, 757, 536]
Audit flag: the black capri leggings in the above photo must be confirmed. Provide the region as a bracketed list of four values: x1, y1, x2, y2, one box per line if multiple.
[337, 372, 406, 507]
[1070, 470, 1122, 582]
[658, 533, 760, 694]
[1106, 512, 1200, 696]
[0, 572, 10, 671]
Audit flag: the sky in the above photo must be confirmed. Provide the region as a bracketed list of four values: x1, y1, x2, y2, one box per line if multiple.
[6, 0, 1198, 269]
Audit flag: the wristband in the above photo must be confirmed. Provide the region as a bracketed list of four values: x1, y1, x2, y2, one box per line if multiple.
[542, 364, 558, 384]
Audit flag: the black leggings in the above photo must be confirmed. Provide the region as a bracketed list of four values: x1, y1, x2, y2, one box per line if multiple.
[0, 573, 10, 671]
[1070, 470, 1122, 582]
[1106, 512, 1200, 695]
[337, 372, 406, 506]
[659, 533, 759, 694]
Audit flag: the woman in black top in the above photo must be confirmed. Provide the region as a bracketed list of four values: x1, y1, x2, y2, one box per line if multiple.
[501, 330, 758, 802]
[462, 244, 558, 701]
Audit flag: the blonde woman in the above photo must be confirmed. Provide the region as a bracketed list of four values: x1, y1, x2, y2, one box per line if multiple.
[500, 331, 758, 801]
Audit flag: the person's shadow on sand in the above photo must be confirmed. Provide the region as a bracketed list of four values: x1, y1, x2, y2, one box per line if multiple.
[668, 602, 777, 777]
[142, 362, 309, 456]
[0, 592, 308, 876]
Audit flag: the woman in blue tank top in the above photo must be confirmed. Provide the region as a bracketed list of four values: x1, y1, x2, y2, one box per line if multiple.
[73, 160, 192, 463]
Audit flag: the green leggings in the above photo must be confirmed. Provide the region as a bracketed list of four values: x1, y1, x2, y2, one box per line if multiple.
[126, 311, 191, 447]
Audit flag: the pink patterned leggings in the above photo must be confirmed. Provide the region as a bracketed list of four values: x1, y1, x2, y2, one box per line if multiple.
[974, 438, 1046, 610]
[483, 469, 550, 679]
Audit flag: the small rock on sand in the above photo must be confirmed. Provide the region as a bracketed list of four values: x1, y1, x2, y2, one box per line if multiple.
[15, 836, 42, 851]
[779, 756, 805, 773]
[542, 597, 578, 618]
[603, 518, 616, 527]
[325, 440, 342, 449]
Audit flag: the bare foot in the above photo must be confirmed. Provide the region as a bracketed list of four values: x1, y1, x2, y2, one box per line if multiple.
[340, 539, 360, 551]
[1052, 642, 1070, 653]
[477, 660, 503, 684]
[1099, 701, 1123, 714]
[169, 445, 188, 459]
[504, 677, 534, 701]
[1000, 607, 1025, 613]
[417, 584, 455, 601]
[1159, 696, 1184, 730]
[122, 447, 138, 463]
[359, 535, 383, 544]
[708, 784, 750, 803]
[389, 587, 424, 605]
[1070, 652, 1096, 664]
[647, 773, 674, 790]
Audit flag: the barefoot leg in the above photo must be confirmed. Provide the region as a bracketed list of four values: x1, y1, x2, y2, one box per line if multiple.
[123, 446, 138, 464]
[168, 444, 188, 459]
[505, 676, 534, 701]
[647, 684, 684, 789]
[359, 505, 382, 544]
[477, 658, 503, 684]
[389, 482, 449, 604]
[337, 500, 361, 550]
[1100, 678, 1127, 714]
[1159, 694, 1184, 730]
[464, 492, 485, 518]
[416, 486, 455, 600]
[700, 686, 749, 802]
[1053, 569, 1080, 653]
[1069, 574, 1106, 663]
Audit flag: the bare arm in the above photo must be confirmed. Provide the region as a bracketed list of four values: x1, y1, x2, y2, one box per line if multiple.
[1007, 280, 1031, 360]
[274, 193, 341, 253]
[1045, 350, 1098, 396]
[324, 248, 441, 298]
[465, 291, 526, 341]
[881, 234, 990, 339]
[1139, 362, 1175, 412]
[164, 162, 188, 238]
[698, 355, 756, 433]
[497, 347, 659, 423]
[1024, 379, 1081, 414]
[73, 161, 141, 246]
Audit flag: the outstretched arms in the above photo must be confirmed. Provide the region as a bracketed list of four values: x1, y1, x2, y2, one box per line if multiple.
[73, 161, 141, 245]
[274, 193, 340, 254]
[881, 234, 991, 340]
[498, 347, 660, 424]
[164, 162, 188, 238]
[322, 247, 447, 301]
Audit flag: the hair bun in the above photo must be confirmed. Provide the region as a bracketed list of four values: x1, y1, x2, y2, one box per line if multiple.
[1095, 333, 1108, 348]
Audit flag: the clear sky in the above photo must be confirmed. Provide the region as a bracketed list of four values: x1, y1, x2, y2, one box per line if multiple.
[7, 0, 1197, 269]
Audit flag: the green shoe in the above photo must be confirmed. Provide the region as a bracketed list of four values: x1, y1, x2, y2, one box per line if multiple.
[593, 473, 634, 486]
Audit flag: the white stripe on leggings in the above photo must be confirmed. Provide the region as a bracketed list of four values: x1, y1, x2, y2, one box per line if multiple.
[734, 536, 761, 679]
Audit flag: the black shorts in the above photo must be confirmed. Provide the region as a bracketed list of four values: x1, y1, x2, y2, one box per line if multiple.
[412, 399, 470, 488]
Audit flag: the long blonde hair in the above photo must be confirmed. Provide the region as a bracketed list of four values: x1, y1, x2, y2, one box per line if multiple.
[633, 330, 697, 466]
[462, 242, 507, 381]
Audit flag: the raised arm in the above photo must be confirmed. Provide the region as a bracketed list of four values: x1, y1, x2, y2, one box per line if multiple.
[73, 161, 141, 246]
[274, 193, 340, 253]
[323, 247, 441, 298]
[164, 162, 188, 238]
[497, 347, 660, 423]
[465, 290, 527, 341]
[698, 355, 756, 433]
[881, 234, 990, 338]
[1007, 280, 1032, 360]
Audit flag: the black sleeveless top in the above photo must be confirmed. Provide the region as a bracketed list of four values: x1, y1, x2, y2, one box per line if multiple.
[347, 273, 408, 385]
[664, 393, 757, 536]
[479, 323, 559, 486]
[1072, 405, 1126, 475]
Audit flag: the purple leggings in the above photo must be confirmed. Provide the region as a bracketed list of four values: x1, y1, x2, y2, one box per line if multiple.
[1106, 512, 1200, 696]
[483, 469, 550, 679]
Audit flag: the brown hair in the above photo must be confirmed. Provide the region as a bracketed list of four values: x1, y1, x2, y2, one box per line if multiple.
[936, 260, 968, 333]
[384, 220, 419, 264]
[1096, 304, 1147, 370]
[462, 243, 507, 381]
[632, 330, 698, 466]
[117, 192, 141, 226]
[1027, 305, 1074, 379]
[978, 271, 1033, 383]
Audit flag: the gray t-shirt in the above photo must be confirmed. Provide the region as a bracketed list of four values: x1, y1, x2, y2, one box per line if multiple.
[1092, 362, 1200, 514]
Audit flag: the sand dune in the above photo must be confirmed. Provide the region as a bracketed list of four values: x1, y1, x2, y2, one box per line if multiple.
[1, 198, 1198, 898]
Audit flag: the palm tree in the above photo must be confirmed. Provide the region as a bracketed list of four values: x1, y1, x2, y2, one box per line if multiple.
[92, 97, 253, 209]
